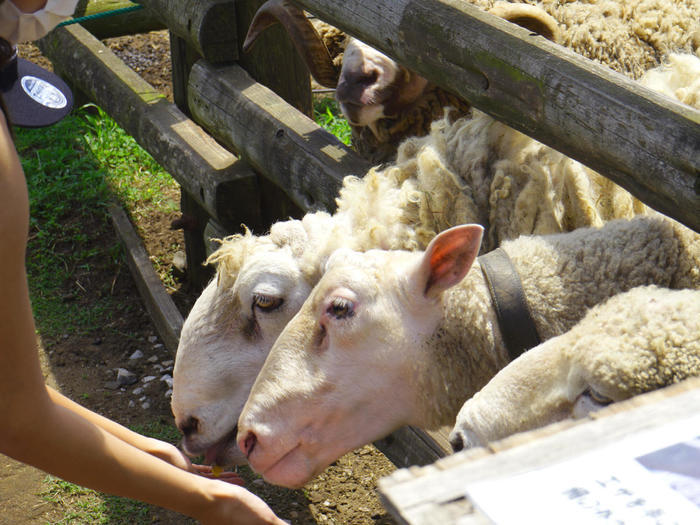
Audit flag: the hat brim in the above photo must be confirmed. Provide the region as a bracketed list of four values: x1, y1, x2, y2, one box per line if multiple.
[1, 57, 73, 128]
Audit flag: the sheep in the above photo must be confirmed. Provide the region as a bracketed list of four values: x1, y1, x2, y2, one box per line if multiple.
[449, 285, 700, 451]
[170, 50, 697, 469]
[244, 0, 698, 161]
[235, 215, 700, 488]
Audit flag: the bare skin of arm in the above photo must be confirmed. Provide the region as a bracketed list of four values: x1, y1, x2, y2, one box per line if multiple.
[46, 387, 242, 482]
[0, 110, 284, 524]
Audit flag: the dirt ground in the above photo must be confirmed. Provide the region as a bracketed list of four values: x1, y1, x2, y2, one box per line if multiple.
[1, 30, 398, 524]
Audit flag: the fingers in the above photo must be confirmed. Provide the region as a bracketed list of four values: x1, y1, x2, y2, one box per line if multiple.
[191, 464, 245, 485]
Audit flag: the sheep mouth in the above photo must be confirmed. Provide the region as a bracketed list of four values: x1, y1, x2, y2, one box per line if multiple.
[203, 425, 242, 466]
[339, 101, 384, 126]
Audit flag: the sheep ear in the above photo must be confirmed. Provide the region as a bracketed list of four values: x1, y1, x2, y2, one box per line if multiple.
[415, 225, 483, 300]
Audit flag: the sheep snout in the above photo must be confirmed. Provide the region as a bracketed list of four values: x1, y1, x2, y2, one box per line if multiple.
[177, 415, 200, 439]
[239, 430, 258, 459]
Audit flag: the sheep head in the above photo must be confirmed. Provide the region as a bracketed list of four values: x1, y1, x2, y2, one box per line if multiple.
[171, 221, 316, 466]
[236, 224, 484, 488]
[450, 286, 700, 451]
[243, 0, 430, 138]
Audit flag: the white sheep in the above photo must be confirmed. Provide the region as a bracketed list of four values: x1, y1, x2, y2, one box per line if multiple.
[171, 52, 697, 467]
[245, 0, 698, 161]
[236, 215, 700, 488]
[449, 285, 700, 451]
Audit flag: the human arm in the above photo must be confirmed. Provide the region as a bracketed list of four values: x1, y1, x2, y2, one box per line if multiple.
[0, 110, 284, 524]
[46, 386, 243, 481]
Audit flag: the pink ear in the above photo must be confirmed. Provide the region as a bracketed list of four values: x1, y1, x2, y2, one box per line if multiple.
[418, 225, 484, 299]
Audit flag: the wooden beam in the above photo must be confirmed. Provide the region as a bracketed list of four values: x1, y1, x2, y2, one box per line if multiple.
[295, 0, 700, 232]
[109, 204, 184, 354]
[138, 0, 239, 63]
[188, 60, 372, 213]
[38, 24, 259, 231]
[374, 427, 451, 469]
[235, 0, 313, 118]
[73, 0, 165, 39]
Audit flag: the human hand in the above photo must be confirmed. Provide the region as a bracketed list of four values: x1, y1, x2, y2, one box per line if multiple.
[146, 438, 243, 485]
[198, 481, 287, 525]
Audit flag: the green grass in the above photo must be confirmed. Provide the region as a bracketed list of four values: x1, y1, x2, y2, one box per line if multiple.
[81, 105, 179, 218]
[40, 478, 151, 525]
[15, 104, 178, 339]
[314, 95, 352, 145]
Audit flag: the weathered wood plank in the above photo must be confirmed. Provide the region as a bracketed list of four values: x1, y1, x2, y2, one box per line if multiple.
[235, 0, 313, 118]
[139, 0, 238, 63]
[374, 426, 451, 469]
[188, 60, 372, 213]
[229, 1, 311, 228]
[169, 32, 202, 115]
[109, 204, 184, 354]
[378, 378, 700, 525]
[38, 24, 259, 231]
[295, 0, 700, 232]
[179, 191, 216, 289]
[73, 0, 165, 39]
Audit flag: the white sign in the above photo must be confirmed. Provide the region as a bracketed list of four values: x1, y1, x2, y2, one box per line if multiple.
[465, 416, 700, 525]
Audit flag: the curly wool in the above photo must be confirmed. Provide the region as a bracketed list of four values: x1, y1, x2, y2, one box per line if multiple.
[533, 0, 699, 79]
[451, 285, 700, 446]
[570, 286, 700, 398]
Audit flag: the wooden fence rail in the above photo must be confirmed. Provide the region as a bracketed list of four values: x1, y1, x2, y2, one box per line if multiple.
[38, 24, 260, 230]
[138, 0, 239, 63]
[188, 60, 370, 212]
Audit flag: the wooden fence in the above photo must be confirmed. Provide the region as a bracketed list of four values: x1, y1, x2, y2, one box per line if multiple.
[38, 0, 699, 470]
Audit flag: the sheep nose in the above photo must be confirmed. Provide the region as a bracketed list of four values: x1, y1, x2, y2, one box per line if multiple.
[450, 431, 465, 452]
[177, 416, 200, 438]
[238, 430, 258, 458]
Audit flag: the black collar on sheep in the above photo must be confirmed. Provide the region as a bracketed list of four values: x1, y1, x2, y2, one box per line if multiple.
[479, 248, 541, 360]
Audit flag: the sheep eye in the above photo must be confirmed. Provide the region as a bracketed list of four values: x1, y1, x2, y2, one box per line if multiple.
[252, 293, 283, 312]
[584, 387, 613, 406]
[327, 297, 354, 319]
